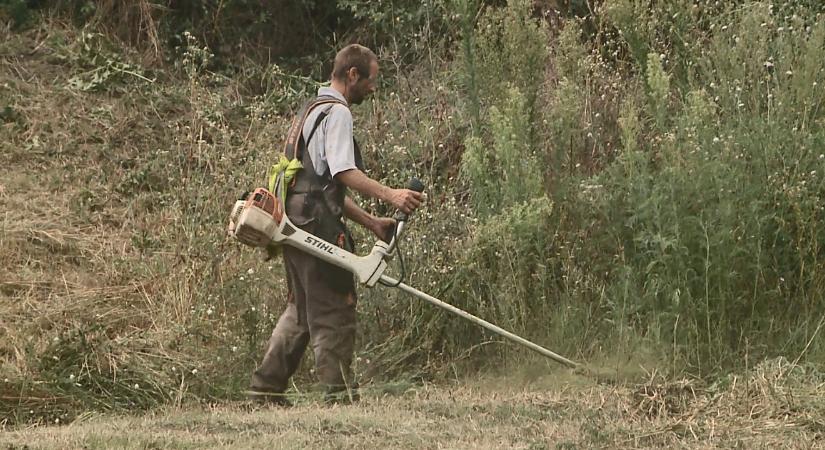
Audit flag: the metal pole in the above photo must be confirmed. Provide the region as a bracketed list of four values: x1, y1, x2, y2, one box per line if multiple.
[379, 275, 579, 369]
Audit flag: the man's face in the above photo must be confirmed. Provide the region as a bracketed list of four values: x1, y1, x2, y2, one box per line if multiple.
[348, 60, 379, 105]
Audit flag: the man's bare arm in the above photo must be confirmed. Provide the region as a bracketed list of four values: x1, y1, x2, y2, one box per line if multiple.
[344, 196, 397, 242]
[335, 169, 423, 214]
[343, 196, 376, 229]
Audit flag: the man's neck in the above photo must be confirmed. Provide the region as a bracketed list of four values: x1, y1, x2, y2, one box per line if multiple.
[329, 79, 350, 105]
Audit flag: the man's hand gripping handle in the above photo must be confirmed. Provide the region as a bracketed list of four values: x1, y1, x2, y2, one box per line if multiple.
[387, 177, 425, 254]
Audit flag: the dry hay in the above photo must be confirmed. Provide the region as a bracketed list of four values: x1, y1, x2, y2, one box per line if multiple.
[612, 357, 825, 446]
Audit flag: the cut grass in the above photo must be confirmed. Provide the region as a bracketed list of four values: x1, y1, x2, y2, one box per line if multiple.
[2, 367, 823, 449]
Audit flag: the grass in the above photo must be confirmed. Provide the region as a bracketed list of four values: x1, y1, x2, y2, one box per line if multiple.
[2, 362, 823, 449]
[0, 19, 289, 422]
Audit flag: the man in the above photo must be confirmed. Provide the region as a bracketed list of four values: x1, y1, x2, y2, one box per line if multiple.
[249, 44, 423, 405]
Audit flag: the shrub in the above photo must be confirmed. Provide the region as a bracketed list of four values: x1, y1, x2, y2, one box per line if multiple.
[545, 1, 825, 374]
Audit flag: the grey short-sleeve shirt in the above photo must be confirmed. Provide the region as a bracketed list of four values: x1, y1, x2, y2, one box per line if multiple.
[302, 87, 357, 178]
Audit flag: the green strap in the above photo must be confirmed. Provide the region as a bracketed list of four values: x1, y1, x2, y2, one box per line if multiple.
[268, 155, 304, 202]
[263, 156, 302, 257]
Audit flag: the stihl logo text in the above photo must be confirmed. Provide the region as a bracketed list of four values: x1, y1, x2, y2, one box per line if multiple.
[305, 236, 335, 254]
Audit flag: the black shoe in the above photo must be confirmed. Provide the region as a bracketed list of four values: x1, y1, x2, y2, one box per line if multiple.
[247, 389, 293, 407]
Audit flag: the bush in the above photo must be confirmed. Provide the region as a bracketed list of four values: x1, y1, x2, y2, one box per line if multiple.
[542, 0, 825, 374]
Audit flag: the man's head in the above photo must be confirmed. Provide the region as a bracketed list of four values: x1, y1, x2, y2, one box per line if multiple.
[331, 44, 378, 105]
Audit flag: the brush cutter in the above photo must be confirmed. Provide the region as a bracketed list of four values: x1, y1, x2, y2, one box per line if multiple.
[227, 176, 578, 369]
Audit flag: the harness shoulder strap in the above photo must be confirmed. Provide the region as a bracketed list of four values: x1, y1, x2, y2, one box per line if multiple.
[283, 95, 346, 161]
[305, 109, 329, 150]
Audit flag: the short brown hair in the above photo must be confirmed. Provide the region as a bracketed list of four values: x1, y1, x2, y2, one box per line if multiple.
[332, 44, 377, 81]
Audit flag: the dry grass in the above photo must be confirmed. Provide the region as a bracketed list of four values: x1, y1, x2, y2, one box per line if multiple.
[1, 363, 823, 449]
[1, 20, 280, 423]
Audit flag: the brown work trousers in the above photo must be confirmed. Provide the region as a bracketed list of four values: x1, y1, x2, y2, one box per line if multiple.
[250, 243, 357, 395]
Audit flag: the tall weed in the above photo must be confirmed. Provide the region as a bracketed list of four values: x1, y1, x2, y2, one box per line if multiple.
[550, 0, 825, 374]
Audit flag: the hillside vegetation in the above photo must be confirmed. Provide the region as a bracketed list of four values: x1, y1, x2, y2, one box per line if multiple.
[2, 0, 825, 431]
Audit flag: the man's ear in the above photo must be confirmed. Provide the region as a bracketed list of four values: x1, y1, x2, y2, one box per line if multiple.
[347, 66, 360, 83]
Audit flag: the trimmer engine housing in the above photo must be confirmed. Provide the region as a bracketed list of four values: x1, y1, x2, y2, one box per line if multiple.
[229, 188, 284, 248]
